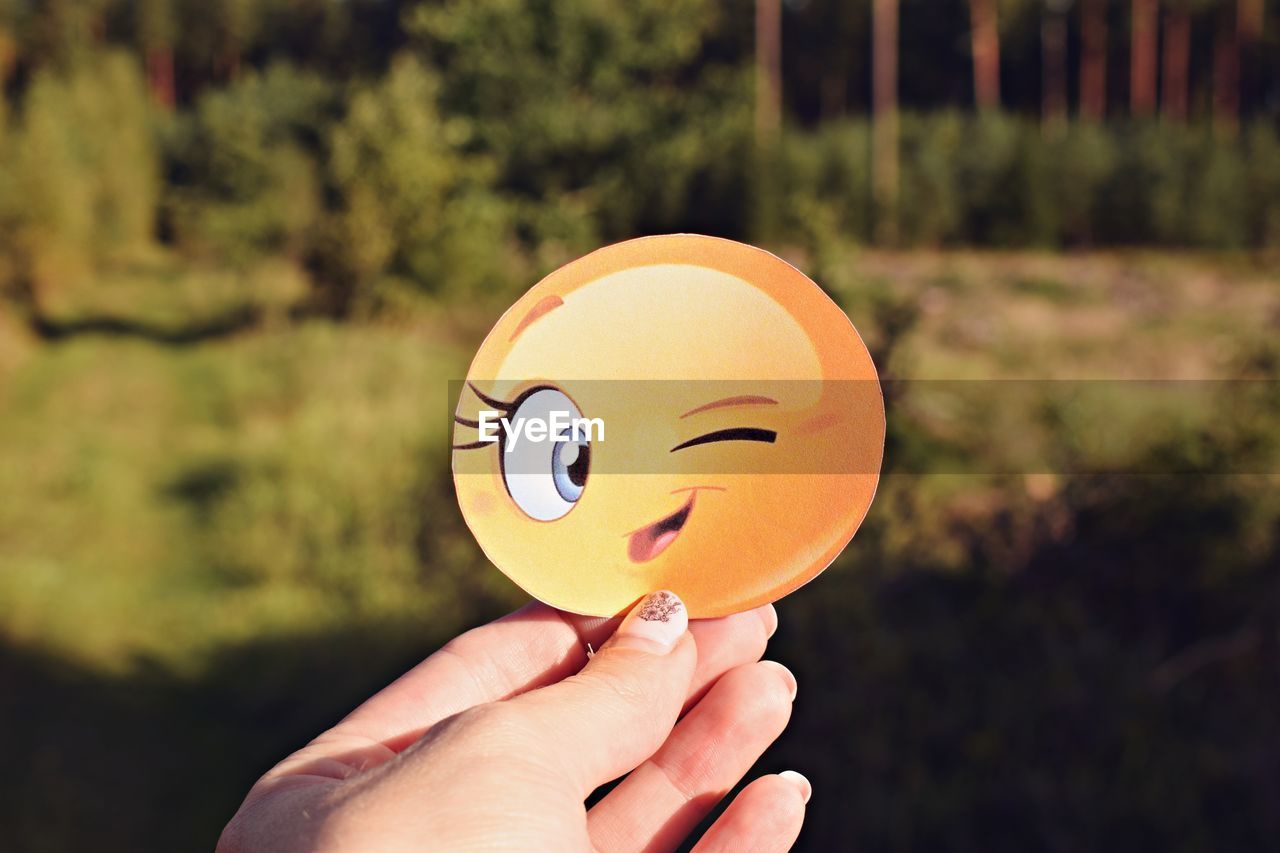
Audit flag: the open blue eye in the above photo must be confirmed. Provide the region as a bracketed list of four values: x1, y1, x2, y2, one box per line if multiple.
[552, 433, 590, 503]
[501, 388, 591, 521]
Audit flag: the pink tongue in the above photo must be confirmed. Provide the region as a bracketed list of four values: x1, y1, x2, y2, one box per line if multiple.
[647, 530, 679, 560]
[629, 529, 680, 563]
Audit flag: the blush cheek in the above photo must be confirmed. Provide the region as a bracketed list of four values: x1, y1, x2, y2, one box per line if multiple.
[468, 492, 499, 516]
[796, 411, 841, 435]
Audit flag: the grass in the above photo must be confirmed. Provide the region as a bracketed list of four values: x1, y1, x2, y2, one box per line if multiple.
[3, 248, 1279, 850]
[4, 248, 1279, 669]
[0, 314, 513, 675]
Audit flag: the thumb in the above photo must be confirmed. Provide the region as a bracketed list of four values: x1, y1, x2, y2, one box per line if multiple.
[508, 590, 696, 795]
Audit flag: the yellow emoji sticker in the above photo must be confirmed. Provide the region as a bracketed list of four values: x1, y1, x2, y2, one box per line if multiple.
[453, 234, 884, 618]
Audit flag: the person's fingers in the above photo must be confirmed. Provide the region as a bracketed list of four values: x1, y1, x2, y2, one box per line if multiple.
[690, 772, 810, 853]
[680, 604, 776, 713]
[587, 659, 797, 852]
[502, 590, 698, 795]
[258, 593, 772, 791]
[297, 592, 692, 850]
[314, 599, 774, 752]
[331, 601, 590, 751]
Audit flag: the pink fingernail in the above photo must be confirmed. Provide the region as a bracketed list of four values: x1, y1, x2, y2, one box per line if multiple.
[759, 660, 798, 702]
[779, 770, 812, 804]
[611, 591, 687, 654]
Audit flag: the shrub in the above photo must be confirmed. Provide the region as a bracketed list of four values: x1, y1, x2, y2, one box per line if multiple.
[165, 63, 337, 263]
[408, 0, 754, 245]
[8, 52, 159, 286]
[779, 114, 1280, 252]
[898, 111, 963, 245]
[1186, 134, 1249, 248]
[317, 54, 514, 309]
[1242, 124, 1280, 248]
[1045, 121, 1117, 246]
[779, 119, 873, 249]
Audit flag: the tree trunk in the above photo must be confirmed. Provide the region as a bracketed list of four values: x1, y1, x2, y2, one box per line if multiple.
[1130, 0, 1158, 117]
[872, 0, 899, 245]
[755, 0, 782, 145]
[751, 0, 783, 241]
[1042, 7, 1068, 136]
[1080, 0, 1109, 121]
[0, 25, 15, 87]
[1162, 4, 1190, 122]
[1237, 0, 1263, 119]
[969, 0, 1001, 110]
[821, 71, 847, 120]
[217, 50, 240, 82]
[1213, 4, 1239, 133]
[146, 47, 176, 110]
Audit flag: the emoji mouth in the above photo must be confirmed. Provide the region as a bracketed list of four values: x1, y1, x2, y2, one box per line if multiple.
[627, 494, 695, 564]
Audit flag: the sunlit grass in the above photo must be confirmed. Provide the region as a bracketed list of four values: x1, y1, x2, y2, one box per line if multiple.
[2, 249, 1278, 677]
[0, 316, 515, 674]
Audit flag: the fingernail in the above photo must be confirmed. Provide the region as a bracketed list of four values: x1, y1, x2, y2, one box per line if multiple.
[779, 770, 812, 804]
[759, 660, 798, 702]
[611, 591, 687, 654]
[759, 603, 779, 638]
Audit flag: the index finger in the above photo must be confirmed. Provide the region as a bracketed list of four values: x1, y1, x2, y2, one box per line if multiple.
[328, 599, 777, 753]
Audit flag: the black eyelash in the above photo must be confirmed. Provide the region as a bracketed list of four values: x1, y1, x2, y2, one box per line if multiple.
[670, 428, 778, 453]
[453, 383, 562, 452]
[467, 381, 516, 412]
[452, 383, 516, 451]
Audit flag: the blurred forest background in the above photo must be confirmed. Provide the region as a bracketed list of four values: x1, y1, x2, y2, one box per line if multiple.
[1, 1, 1279, 850]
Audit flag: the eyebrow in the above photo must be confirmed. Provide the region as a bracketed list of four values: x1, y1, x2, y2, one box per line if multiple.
[509, 295, 564, 342]
[679, 395, 779, 419]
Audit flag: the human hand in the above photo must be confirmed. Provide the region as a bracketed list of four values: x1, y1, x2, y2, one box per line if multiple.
[218, 590, 807, 852]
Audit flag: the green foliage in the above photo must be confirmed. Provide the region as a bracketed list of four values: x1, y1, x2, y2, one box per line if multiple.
[408, 0, 754, 246]
[4, 255, 1280, 850]
[10, 51, 158, 263]
[897, 111, 963, 245]
[0, 321, 484, 672]
[778, 119, 873, 250]
[165, 63, 336, 264]
[780, 115, 1280, 251]
[0, 34, 1276, 322]
[1243, 123, 1280, 247]
[1044, 120, 1118, 245]
[0, 96, 15, 298]
[319, 55, 512, 307]
[133, 0, 175, 51]
[1094, 121, 1256, 248]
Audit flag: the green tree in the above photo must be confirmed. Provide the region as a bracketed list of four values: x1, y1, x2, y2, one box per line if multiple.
[407, 0, 752, 247]
[166, 63, 335, 263]
[320, 54, 511, 309]
[213, 0, 255, 80]
[9, 51, 158, 292]
[176, 0, 257, 83]
[29, 0, 114, 69]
